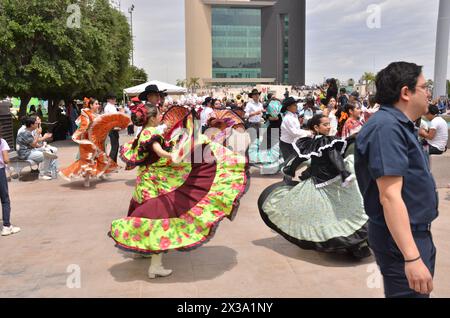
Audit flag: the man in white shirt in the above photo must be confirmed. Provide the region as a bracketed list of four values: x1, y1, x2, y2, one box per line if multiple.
[104, 93, 120, 162]
[420, 104, 448, 155]
[279, 97, 312, 184]
[200, 97, 214, 133]
[280, 97, 312, 162]
[245, 89, 265, 143]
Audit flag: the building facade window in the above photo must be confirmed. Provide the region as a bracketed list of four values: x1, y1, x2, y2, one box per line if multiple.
[281, 14, 289, 84]
[212, 7, 261, 79]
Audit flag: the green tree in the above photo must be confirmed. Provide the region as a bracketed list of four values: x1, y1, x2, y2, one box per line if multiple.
[176, 79, 187, 88]
[188, 77, 200, 93]
[0, 0, 133, 120]
[362, 72, 376, 84]
[362, 72, 376, 95]
[123, 66, 148, 89]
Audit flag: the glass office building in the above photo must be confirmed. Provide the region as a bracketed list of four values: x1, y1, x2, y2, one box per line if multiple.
[212, 7, 261, 79]
[282, 14, 289, 84]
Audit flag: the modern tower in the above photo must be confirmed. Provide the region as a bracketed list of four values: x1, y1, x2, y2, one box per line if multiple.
[185, 0, 306, 86]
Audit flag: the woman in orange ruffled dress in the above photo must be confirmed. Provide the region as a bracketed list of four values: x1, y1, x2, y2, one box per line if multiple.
[59, 98, 131, 187]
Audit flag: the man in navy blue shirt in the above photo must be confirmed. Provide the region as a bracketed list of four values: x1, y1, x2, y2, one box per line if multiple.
[355, 62, 438, 298]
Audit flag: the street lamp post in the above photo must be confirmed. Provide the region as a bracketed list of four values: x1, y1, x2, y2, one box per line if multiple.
[434, 0, 450, 99]
[129, 4, 135, 67]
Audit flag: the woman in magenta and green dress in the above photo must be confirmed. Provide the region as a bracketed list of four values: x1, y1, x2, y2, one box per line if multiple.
[109, 104, 248, 279]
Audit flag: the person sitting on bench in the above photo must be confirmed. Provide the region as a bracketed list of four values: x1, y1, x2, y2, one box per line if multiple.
[16, 116, 58, 181]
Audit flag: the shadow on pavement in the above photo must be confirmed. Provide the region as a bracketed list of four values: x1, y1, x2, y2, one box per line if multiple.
[108, 246, 237, 284]
[253, 236, 375, 267]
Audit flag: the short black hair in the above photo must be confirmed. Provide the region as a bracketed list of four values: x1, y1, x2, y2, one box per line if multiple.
[344, 103, 356, 114]
[308, 114, 326, 131]
[340, 88, 347, 94]
[24, 116, 37, 128]
[428, 104, 440, 116]
[375, 62, 423, 105]
[368, 95, 377, 107]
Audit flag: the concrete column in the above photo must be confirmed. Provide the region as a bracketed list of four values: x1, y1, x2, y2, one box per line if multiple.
[433, 0, 450, 98]
[185, 0, 212, 85]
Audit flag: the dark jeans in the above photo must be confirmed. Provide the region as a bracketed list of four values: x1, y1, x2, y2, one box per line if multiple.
[261, 120, 281, 151]
[279, 140, 295, 161]
[429, 145, 447, 155]
[369, 222, 436, 298]
[109, 130, 120, 162]
[127, 125, 134, 136]
[0, 168, 11, 227]
[247, 122, 261, 145]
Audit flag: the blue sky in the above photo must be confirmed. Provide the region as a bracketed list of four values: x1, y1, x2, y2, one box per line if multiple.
[117, 0, 448, 85]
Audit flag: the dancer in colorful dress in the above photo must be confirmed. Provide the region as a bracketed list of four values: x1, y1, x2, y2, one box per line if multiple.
[59, 98, 131, 187]
[259, 115, 370, 259]
[206, 108, 248, 154]
[109, 103, 248, 279]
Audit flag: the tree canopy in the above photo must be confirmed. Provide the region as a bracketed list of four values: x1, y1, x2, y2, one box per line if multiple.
[0, 0, 139, 117]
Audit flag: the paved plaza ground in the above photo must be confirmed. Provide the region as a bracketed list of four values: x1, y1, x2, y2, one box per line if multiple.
[1, 134, 449, 298]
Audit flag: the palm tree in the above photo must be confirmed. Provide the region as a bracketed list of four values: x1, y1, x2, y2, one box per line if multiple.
[188, 77, 201, 94]
[176, 79, 187, 88]
[361, 72, 376, 94]
[362, 72, 376, 84]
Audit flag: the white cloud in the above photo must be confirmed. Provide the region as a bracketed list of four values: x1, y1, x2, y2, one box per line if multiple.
[306, 0, 444, 84]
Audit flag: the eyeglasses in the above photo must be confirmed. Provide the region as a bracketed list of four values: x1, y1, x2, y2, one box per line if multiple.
[416, 84, 432, 92]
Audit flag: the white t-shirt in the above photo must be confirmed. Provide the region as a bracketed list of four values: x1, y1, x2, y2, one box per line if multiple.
[245, 100, 264, 123]
[429, 116, 448, 151]
[104, 103, 118, 114]
[329, 110, 338, 136]
[0, 139, 11, 169]
[281, 111, 311, 144]
[200, 107, 214, 127]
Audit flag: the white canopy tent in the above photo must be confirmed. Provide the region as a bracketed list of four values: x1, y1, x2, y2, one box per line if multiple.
[123, 80, 187, 98]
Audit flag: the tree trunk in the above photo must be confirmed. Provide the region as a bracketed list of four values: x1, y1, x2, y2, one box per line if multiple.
[48, 99, 58, 123]
[18, 96, 31, 119]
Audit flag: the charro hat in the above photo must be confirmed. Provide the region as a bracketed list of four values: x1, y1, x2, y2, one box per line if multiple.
[138, 85, 167, 101]
[281, 97, 299, 113]
[248, 89, 261, 98]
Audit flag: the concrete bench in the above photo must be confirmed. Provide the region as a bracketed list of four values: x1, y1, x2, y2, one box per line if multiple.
[7, 151, 39, 181]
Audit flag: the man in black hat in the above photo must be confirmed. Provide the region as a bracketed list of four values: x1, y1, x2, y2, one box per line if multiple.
[280, 97, 311, 159]
[139, 85, 166, 107]
[104, 93, 120, 163]
[245, 89, 265, 143]
[280, 97, 311, 183]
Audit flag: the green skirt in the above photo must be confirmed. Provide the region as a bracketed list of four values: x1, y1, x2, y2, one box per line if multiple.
[258, 155, 368, 252]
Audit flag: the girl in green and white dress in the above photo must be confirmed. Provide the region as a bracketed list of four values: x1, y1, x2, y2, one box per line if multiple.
[258, 114, 370, 259]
